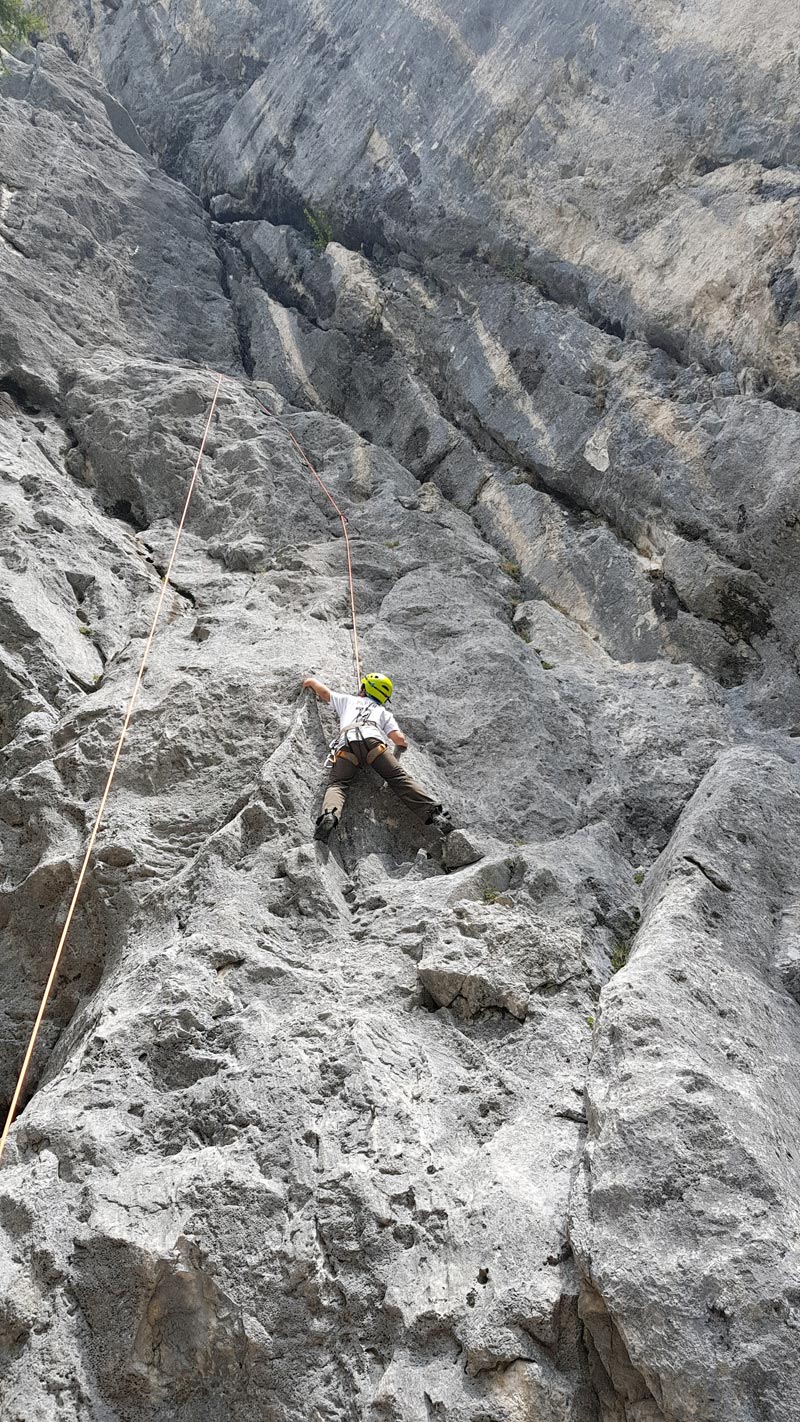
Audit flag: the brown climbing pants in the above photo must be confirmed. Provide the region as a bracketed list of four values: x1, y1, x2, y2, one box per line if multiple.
[321, 737, 440, 822]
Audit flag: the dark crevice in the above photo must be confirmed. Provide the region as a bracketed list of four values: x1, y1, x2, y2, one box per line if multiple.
[417, 981, 527, 1025]
[692, 154, 733, 176]
[430, 246, 694, 385]
[465, 1353, 538, 1377]
[769, 267, 799, 326]
[0, 375, 50, 417]
[648, 565, 762, 679]
[213, 219, 339, 392]
[105, 497, 148, 532]
[214, 214, 334, 326]
[66, 666, 101, 693]
[575, 1280, 667, 1422]
[149, 569, 196, 606]
[0, 228, 32, 260]
[216, 792, 254, 835]
[55, 30, 82, 62]
[554, 1106, 588, 1124]
[440, 399, 769, 676]
[465, 227, 800, 417]
[415, 440, 454, 485]
[465, 472, 492, 513]
[683, 854, 733, 893]
[213, 236, 255, 377]
[65, 571, 95, 604]
[207, 170, 372, 264]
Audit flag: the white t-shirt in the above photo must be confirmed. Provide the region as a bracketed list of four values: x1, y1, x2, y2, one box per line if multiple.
[329, 691, 401, 749]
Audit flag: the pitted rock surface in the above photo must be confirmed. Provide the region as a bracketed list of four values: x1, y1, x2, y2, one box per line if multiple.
[1, 8, 800, 1421]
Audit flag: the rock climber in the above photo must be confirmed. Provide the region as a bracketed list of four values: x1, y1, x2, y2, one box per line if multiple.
[302, 671, 454, 843]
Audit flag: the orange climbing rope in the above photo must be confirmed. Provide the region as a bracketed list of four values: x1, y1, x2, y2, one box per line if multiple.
[0, 372, 224, 1165]
[1, 374, 362, 1162]
[248, 390, 362, 690]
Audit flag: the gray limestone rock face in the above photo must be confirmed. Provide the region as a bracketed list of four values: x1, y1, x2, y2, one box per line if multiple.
[571, 748, 800, 1421]
[1, 10, 800, 1422]
[42, 0, 800, 399]
[0, 46, 235, 403]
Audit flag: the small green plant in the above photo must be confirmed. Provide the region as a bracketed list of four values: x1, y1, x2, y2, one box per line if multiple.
[500, 557, 522, 581]
[633, 867, 645, 885]
[610, 935, 634, 974]
[481, 885, 500, 904]
[304, 205, 333, 252]
[586, 1013, 595, 1029]
[78, 624, 92, 637]
[0, 0, 43, 48]
[385, 540, 399, 549]
[517, 628, 532, 644]
[540, 660, 555, 671]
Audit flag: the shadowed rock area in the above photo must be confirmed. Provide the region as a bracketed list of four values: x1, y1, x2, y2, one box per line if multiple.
[1, 4, 799, 1419]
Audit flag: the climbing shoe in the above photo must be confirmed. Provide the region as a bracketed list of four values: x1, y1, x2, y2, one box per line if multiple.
[427, 807, 454, 837]
[314, 810, 339, 843]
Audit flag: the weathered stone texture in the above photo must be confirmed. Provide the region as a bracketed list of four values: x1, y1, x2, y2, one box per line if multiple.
[572, 749, 800, 1421]
[1, 5, 800, 1419]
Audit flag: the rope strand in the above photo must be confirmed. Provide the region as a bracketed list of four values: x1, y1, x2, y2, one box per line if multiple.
[0, 373, 224, 1165]
[1, 374, 361, 1163]
[248, 392, 362, 691]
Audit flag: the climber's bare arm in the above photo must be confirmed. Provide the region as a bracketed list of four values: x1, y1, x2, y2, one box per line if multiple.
[389, 729, 408, 753]
[302, 677, 331, 703]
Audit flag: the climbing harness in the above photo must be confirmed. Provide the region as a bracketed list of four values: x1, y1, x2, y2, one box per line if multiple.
[0, 371, 367, 1164]
[332, 731, 390, 768]
[337, 743, 388, 766]
[324, 700, 394, 769]
[0, 374, 223, 1165]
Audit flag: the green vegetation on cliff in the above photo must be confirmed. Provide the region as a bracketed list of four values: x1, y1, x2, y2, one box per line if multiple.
[0, 0, 43, 48]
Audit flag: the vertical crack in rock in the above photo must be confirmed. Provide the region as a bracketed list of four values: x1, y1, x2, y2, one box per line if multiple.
[2, 9, 800, 1421]
[570, 748, 800, 1421]
[577, 1284, 665, 1422]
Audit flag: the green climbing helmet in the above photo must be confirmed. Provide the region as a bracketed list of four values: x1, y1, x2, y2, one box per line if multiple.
[362, 671, 393, 705]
